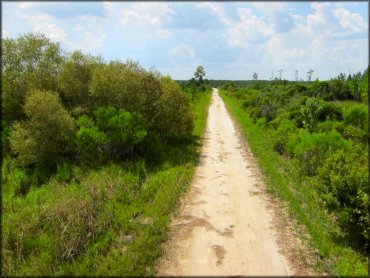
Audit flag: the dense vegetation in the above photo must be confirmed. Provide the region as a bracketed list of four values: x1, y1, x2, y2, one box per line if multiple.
[1, 33, 212, 275]
[220, 72, 369, 275]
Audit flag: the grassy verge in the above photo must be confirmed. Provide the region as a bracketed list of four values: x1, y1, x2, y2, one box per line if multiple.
[2, 92, 212, 276]
[220, 91, 368, 276]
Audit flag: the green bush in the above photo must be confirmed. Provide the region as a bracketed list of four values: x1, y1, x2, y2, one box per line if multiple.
[342, 125, 367, 144]
[300, 97, 323, 132]
[76, 107, 147, 163]
[2, 33, 63, 122]
[156, 76, 193, 138]
[88, 63, 193, 140]
[286, 130, 350, 175]
[76, 118, 108, 164]
[58, 50, 101, 112]
[317, 102, 343, 122]
[10, 90, 76, 167]
[343, 104, 368, 130]
[317, 148, 369, 251]
[316, 121, 345, 134]
[269, 112, 290, 130]
[273, 119, 298, 155]
[1, 120, 11, 154]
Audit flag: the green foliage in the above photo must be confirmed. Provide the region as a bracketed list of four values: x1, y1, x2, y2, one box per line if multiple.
[156, 76, 193, 138]
[88, 61, 132, 109]
[343, 104, 368, 130]
[2, 33, 63, 121]
[76, 117, 108, 164]
[317, 148, 369, 251]
[89, 62, 193, 140]
[300, 97, 323, 132]
[317, 102, 343, 122]
[273, 119, 298, 155]
[10, 90, 75, 167]
[286, 130, 350, 176]
[1, 120, 12, 154]
[76, 107, 147, 163]
[358, 67, 368, 103]
[95, 107, 147, 149]
[316, 121, 345, 134]
[58, 50, 102, 113]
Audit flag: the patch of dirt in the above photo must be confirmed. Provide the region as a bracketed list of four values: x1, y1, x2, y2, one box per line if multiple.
[212, 245, 226, 266]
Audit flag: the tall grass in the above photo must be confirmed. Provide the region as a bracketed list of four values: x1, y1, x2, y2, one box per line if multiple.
[220, 92, 368, 276]
[1, 91, 212, 276]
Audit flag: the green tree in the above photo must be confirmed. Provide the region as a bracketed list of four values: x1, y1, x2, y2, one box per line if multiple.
[10, 90, 75, 167]
[2, 33, 64, 122]
[89, 61, 193, 139]
[156, 76, 193, 138]
[58, 50, 102, 114]
[194, 65, 205, 84]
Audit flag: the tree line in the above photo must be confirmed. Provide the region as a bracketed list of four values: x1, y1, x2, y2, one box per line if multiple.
[2, 33, 198, 184]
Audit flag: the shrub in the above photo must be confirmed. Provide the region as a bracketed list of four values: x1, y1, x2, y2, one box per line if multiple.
[286, 130, 350, 175]
[10, 90, 75, 167]
[156, 76, 193, 138]
[269, 112, 290, 130]
[89, 63, 193, 140]
[76, 117, 108, 164]
[317, 102, 343, 122]
[316, 121, 345, 134]
[342, 125, 367, 144]
[76, 107, 147, 163]
[300, 97, 323, 132]
[249, 107, 263, 123]
[343, 104, 368, 130]
[2, 33, 63, 122]
[317, 148, 369, 251]
[273, 119, 298, 155]
[58, 50, 101, 111]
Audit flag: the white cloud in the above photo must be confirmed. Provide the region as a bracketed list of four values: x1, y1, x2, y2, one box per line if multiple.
[333, 7, 367, 33]
[73, 24, 83, 32]
[170, 43, 195, 65]
[119, 3, 173, 38]
[81, 32, 106, 51]
[34, 23, 69, 43]
[103, 1, 114, 13]
[195, 2, 232, 26]
[228, 8, 272, 46]
[17, 2, 34, 10]
[253, 2, 288, 15]
[304, 2, 367, 40]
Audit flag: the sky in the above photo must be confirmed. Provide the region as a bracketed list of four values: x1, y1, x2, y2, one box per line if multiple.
[2, 1, 369, 80]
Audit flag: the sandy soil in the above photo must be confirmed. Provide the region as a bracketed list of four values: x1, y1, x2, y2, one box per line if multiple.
[156, 89, 298, 275]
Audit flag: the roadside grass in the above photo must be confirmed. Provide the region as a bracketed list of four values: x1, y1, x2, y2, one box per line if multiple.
[220, 91, 368, 276]
[1, 91, 212, 276]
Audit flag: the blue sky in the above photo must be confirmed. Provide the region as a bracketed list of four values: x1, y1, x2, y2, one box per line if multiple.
[2, 1, 368, 80]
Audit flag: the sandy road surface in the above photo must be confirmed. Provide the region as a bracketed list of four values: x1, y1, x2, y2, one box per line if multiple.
[156, 89, 293, 275]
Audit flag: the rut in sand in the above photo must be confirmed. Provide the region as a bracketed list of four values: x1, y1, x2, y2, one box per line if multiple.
[156, 88, 294, 275]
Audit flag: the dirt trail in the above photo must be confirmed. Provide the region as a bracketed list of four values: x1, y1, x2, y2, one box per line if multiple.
[156, 89, 294, 275]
